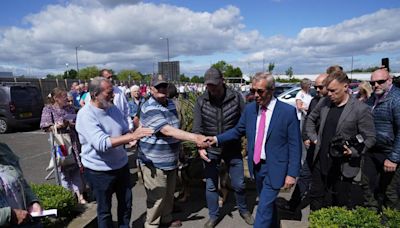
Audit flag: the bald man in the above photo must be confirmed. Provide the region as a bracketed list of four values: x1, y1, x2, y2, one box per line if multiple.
[277, 73, 328, 218]
[363, 69, 400, 211]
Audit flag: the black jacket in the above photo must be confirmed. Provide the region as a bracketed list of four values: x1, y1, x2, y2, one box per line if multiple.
[193, 86, 245, 156]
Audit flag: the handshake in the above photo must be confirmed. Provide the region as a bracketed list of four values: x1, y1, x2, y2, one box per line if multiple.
[195, 135, 217, 149]
[194, 135, 218, 163]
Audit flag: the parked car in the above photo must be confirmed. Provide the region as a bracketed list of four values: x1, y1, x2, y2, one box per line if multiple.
[274, 83, 299, 97]
[277, 86, 316, 107]
[0, 82, 44, 133]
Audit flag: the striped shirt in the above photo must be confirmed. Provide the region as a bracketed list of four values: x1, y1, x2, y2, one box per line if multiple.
[138, 96, 180, 170]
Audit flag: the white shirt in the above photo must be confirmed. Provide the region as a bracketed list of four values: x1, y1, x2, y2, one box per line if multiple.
[295, 90, 312, 120]
[254, 97, 277, 160]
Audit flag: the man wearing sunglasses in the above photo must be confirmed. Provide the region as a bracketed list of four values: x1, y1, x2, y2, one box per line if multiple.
[363, 69, 400, 211]
[138, 74, 210, 228]
[209, 72, 302, 227]
[305, 71, 375, 210]
[277, 73, 328, 218]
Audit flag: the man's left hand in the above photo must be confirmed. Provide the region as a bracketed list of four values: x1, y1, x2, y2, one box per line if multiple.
[384, 159, 398, 172]
[283, 176, 296, 190]
[343, 145, 352, 156]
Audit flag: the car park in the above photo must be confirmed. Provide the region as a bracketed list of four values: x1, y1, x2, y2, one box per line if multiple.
[0, 82, 44, 133]
[277, 86, 316, 107]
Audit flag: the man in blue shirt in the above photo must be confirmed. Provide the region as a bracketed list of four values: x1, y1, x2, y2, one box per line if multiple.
[76, 77, 153, 228]
[138, 74, 209, 228]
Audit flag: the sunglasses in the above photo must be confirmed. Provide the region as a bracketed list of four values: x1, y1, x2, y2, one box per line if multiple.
[250, 88, 267, 95]
[369, 79, 388, 86]
[314, 85, 324, 90]
[67, 100, 73, 103]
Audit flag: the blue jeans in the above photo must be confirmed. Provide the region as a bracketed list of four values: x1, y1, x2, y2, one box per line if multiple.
[203, 152, 248, 220]
[84, 164, 132, 228]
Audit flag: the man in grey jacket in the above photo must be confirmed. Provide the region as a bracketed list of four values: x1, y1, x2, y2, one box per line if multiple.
[305, 71, 376, 210]
[193, 67, 254, 228]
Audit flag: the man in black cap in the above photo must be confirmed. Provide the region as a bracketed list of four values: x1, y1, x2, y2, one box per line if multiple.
[138, 74, 210, 228]
[193, 67, 254, 228]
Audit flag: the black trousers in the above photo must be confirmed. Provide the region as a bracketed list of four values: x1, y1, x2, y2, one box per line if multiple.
[362, 152, 400, 211]
[310, 159, 364, 211]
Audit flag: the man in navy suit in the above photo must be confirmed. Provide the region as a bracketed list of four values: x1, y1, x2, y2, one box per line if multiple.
[208, 72, 302, 227]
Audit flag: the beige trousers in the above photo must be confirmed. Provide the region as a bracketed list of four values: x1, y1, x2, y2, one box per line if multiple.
[140, 163, 177, 228]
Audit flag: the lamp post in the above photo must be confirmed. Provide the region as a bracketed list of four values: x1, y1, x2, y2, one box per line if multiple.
[75, 45, 82, 74]
[65, 63, 69, 78]
[159, 37, 169, 62]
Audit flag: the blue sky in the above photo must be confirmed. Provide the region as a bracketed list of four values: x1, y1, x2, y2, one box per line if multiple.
[0, 0, 399, 77]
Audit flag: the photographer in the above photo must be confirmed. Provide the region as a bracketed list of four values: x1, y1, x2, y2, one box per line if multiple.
[305, 71, 376, 210]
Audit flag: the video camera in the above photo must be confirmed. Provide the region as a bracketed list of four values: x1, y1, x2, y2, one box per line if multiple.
[330, 134, 365, 158]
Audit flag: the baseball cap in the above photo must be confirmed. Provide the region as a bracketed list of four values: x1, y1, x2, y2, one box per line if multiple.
[151, 74, 168, 87]
[204, 67, 223, 85]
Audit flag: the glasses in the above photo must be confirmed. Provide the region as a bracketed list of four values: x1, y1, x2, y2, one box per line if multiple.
[67, 100, 73, 103]
[369, 79, 388, 86]
[250, 88, 267, 95]
[314, 85, 324, 90]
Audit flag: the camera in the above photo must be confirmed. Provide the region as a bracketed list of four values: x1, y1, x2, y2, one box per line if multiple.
[330, 134, 364, 158]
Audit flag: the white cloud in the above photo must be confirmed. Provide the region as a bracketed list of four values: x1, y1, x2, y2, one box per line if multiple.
[0, 2, 399, 77]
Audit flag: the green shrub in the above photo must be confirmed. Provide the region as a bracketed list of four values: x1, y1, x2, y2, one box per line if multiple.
[31, 183, 77, 217]
[309, 206, 382, 228]
[383, 207, 400, 228]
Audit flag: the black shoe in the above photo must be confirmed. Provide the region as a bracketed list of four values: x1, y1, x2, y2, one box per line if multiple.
[240, 212, 255, 225]
[204, 218, 217, 228]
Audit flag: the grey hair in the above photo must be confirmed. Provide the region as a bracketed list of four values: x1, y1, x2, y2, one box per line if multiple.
[130, 85, 139, 92]
[89, 76, 111, 100]
[252, 72, 275, 90]
[300, 78, 312, 90]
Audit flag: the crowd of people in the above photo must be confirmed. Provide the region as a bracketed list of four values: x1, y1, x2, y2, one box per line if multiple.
[2, 63, 399, 227]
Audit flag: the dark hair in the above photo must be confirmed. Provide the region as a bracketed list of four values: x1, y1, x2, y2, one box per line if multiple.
[99, 69, 112, 76]
[325, 70, 350, 86]
[167, 83, 178, 99]
[326, 65, 343, 74]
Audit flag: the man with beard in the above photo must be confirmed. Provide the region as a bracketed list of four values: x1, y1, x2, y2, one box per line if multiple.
[84, 69, 133, 130]
[76, 77, 154, 228]
[363, 68, 400, 211]
[305, 71, 375, 210]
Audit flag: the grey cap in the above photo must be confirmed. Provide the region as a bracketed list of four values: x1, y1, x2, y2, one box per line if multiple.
[204, 67, 223, 85]
[151, 74, 168, 87]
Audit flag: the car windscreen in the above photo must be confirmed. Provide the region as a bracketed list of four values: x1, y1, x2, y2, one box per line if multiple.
[11, 86, 43, 106]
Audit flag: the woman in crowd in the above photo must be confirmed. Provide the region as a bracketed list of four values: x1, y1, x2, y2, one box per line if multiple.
[0, 143, 42, 227]
[295, 78, 313, 122]
[357, 81, 372, 102]
[40, 87, 87, 204]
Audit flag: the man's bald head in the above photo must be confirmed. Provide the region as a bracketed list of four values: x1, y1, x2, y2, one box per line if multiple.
[315, 73, 328, 97]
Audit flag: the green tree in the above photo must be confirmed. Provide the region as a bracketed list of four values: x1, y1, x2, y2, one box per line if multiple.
[180, 74, 190, 82]
[63, 69, 78, 79]
[117, 69, 142, 82]
[285, 66, 294, 79]
[268, 62, 275, 73]
[212, 60, 243, 78]
[190, 76, 204, 83]
[78, 66, 100, 80]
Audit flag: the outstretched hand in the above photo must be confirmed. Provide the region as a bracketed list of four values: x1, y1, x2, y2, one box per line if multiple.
[131, 127, 154, 141]
[198, 149, 211, 162]
[195, 134, 212, 148]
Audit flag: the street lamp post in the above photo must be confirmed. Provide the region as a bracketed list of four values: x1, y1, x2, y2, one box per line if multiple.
[65, 63, 69, 77]
[75, 45, 82, 74]
[160, 37, 170, 80]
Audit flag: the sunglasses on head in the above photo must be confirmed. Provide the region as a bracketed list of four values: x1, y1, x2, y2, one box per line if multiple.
[250, 88, 267, 95]
[314, 85, 324, 90]
[369, 79, 388, 86]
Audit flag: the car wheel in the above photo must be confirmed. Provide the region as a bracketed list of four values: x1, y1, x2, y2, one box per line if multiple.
[0, 117, 9, 134]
